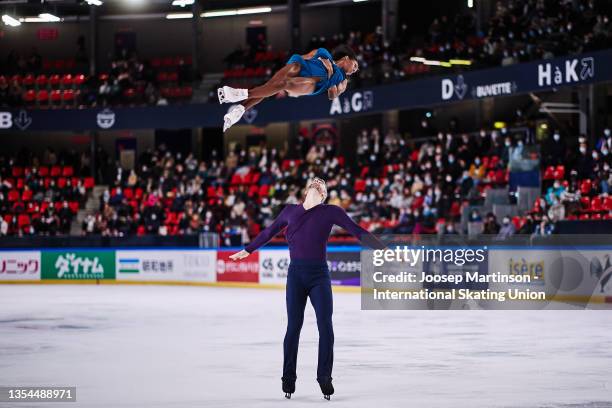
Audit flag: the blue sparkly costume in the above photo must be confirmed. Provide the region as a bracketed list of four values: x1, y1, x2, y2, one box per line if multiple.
[286, 48, 347, 96]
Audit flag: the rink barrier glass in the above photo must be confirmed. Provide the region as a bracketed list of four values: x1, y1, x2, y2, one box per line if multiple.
[360, 234, 612, 310]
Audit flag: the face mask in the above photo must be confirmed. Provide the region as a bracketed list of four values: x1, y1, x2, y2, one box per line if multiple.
[448, 156, 455, 164]
[602, 149, 609, 156]
[580, 147, 587, 154]
[553, 134, 560, 141]
[605, 129, 611, 137]
[505, 141, 511, 147]
[517, 141, 524, 147]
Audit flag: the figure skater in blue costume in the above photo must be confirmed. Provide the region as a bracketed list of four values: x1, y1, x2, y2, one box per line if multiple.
[229, 178, 385, 400]
[218, 45, 358, 131]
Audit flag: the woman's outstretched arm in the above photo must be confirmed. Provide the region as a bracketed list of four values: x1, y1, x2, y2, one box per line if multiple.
[330, 205, 386, 250]
[230, 205, 291, 260]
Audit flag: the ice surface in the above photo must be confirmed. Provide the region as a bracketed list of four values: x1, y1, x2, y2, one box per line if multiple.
[0, 284, 611, 408]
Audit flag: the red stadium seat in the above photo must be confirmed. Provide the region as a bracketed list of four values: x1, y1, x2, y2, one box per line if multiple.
[62, 90, 75, 104]
[543, 166, 555, 180]
[580, 180, 592, 196]
[84, 177, 95, 189]
[49, 74, 61, 88]
[37, 90, 49, 105]
[22, 74, 35, 88]
[604, 196, 612, 211]
[61, 74, 73, 88]
[23, 90, 36, 104]
[61, 166, 74, 177]
[36, 74, 48, 88]
[69, 202, 80, 214]
[590, 196, 603, 212]
[553, 165, 565, 180]
[21, 190, 33, 202]
[73, 74, 86, 86]
[50, 90, 62, 106]
[50, 166, 61, 177]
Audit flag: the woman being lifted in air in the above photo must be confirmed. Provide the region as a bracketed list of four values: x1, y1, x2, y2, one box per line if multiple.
[218, 45, 358, 131]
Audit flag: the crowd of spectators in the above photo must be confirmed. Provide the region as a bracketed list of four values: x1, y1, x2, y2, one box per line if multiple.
[0, 47, 194, 108]
[76, 122, 612, 245]
[0, 148, 93, 236]
[214, 0, 612, 97]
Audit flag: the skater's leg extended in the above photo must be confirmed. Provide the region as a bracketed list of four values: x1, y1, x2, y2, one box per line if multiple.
[309, 275, 334, 383]
[283, 271, 308, 382]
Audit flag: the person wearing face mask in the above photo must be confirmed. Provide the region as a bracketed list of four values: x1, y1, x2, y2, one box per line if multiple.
[546, 130, 567, 166]
[228, 178, 385, 400]
[574, 142, 593, 179]
[496, 216, 515, 240]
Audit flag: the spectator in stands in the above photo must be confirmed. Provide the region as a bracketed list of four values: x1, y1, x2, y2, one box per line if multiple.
[483, 212, 500, 235]
[533, 214, 554, 236]
[496, 216, 515, 240]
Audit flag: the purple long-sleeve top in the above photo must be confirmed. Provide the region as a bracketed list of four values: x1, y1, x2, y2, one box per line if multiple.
[245, 203, 386, 260]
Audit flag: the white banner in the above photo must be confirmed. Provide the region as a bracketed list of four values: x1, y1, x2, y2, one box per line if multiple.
[180, 250, 216, 283]
[259, 249, 290, 284]
[0, 251, 41, 281]
[115, 250, 216, 282]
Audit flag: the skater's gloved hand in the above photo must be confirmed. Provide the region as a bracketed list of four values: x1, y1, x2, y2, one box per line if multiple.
[229, 249, 250, 260]
[318, 57, 334, 79]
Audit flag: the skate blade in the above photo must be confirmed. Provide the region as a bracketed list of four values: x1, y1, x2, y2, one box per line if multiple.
[285, 393, 292, 399]
[324, 395, 331, 401]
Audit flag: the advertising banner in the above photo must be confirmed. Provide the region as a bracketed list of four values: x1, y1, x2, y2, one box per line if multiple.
[1, 50, 610, 131]
[180, 250, 217, 283]
[0, 251, 41, 281]
[41, 250, 115, 280]
[327, 250, 362, 286]
[116, 250, 217, 282]
[259, 249, 290, 284]
[217, 250, 259, 283]
[116, 250, 180, 281]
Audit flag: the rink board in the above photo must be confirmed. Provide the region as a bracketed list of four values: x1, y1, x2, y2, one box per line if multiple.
[1, 247, 612, 303]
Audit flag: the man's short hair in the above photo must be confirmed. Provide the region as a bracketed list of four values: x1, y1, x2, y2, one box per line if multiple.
[332, 45, 357, 61]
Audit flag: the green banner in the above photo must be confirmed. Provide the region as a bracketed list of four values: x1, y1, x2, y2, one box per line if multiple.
[41, 251, 116, 280]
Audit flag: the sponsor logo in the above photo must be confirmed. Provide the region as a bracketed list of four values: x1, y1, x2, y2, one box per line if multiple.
[441, 75, 468, 100]
[97, 109, 116, 129]
[118, 258, 140, 274]
[329, 91, 374, 115]
[537, 57, 595, 87]
[242, 108, 258, 124]
[42, 251, 115, 280]
[0, 252, 41, 280]
[260, 253, 290, 282]
[0, 112, 12, 129]
[472, 81, 517, 98]
[217, 251, 259, 283]
[14, 110, 32, 130]
[507, 258, 544, 284]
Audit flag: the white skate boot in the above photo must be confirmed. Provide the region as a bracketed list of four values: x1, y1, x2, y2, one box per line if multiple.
[223, 104, 245, 132]
[217, 86, 248, 103]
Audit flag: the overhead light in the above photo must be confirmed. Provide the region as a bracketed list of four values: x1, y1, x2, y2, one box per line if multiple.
[166, 12, 193, 19]
[236, 7, 271, 15]
[85, 0, 103, 5]
[20, 13, 61, 23]
[202, 6, 271, 18]
[2, 14, 21, 27]
[172, 0, 194, 6]
[449, 59, 472, 65]
[202, 9, 237, 17]
[39, 13, 61, 22]
[353, 0, 368, 2]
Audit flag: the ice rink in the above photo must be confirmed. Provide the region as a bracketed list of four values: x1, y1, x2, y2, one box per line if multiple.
[1, 284, 611, 408]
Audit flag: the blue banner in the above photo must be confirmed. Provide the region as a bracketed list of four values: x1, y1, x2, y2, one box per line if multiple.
[0, 49, 610, 131]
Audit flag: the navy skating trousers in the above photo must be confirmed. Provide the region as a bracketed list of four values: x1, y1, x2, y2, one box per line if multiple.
[283, 260, 334, 382]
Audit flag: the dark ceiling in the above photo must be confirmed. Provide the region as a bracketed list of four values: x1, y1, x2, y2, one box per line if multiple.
[0, 0, 342, 18]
